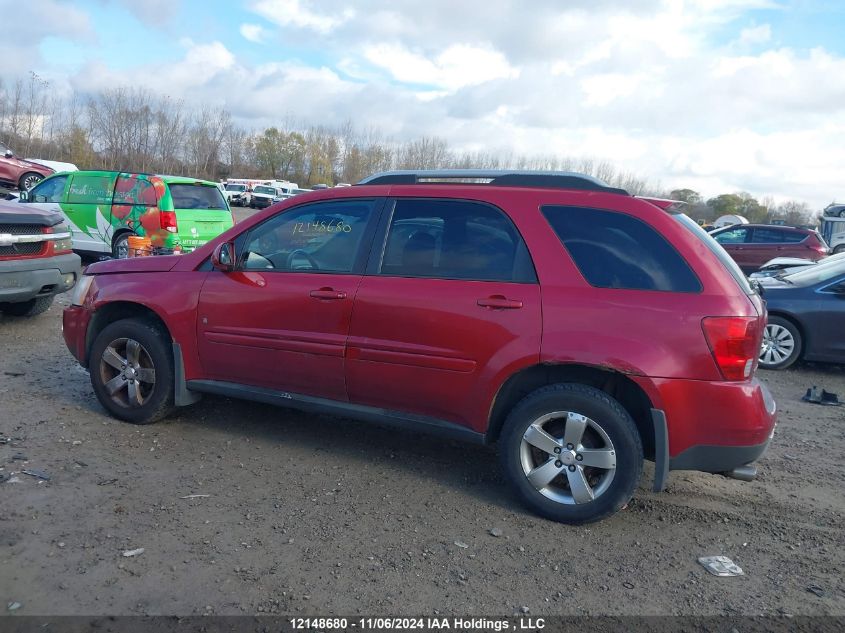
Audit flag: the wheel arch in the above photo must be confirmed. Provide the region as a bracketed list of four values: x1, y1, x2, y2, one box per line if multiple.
[111, 228, 136, 252]
[86, 301, 172, 362]
[485, 363, 657, 461]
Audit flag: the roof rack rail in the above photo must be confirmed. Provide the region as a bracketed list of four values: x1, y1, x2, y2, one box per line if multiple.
[357, 170, 629, 195]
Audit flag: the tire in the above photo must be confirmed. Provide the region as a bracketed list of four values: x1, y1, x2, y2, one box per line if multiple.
[839, 210, 845, 218]
[834, 245, 845, 255]
[112, 232, 133, 259]
[759, 316, 802, 370]
[1, 296, 54, 317]
[499, 383, 643, 524]
[18, 172, 44, 191]
[89, 318, 175, 424]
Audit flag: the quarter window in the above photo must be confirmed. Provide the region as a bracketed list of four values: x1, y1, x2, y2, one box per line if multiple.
[380, 199, 535, 282]
[241, 200, 376, 273]
[542, 205, 702, 292]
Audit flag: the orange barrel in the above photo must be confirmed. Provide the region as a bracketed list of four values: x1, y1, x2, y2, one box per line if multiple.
[127, 235, 152, 257]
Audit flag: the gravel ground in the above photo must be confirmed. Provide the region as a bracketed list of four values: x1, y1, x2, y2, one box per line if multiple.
[0, 293, 844, 617]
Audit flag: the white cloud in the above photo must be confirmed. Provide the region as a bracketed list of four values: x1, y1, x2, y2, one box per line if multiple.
[362, 43, 518, 91]
[12, 0, 845, 209]
[250, 0, 354, 34]
[240, 23, 268, 44]
[738, 23, 772, 46]
[0, 0, 93, 75]
[113, 0, 181, 25]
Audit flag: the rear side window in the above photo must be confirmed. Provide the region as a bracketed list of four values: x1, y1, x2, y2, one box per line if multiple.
[542, 206, 702, 293]
[67, 174, 114, 205]
[169, 184, 228, 210]
[113, 174, 157, 207]
[780, 231, 809, 244]
[380, 199, 536, 283]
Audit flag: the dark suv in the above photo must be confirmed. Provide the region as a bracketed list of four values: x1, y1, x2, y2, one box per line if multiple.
[0, 142, 54, 191]
[710, 223, 829, 273]
[62, 170, 776, 524]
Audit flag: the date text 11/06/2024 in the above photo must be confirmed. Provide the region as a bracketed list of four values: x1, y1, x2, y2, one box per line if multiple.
[289, 618, 547, 631]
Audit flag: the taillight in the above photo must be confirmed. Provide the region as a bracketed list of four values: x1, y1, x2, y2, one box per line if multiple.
[701, 316, 763, 381]
[160, 211, 178, 233]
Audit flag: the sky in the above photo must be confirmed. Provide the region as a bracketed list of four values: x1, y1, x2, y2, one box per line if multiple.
[2, 0, 844, 209]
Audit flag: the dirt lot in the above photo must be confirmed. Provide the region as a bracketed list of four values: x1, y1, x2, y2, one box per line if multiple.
[1, 293, 844, 617]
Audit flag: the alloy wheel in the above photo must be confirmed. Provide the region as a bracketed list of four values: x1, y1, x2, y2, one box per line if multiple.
[98, 338, 157, 408]
[761, 323, 795, 366]
[519, 410, 617, 505]
[22, 174, 43, 190]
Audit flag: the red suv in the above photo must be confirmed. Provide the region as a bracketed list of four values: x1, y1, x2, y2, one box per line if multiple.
[0, 142, 54, 191]
[62, 171, 776, 524]
[710, 223, 829, 273]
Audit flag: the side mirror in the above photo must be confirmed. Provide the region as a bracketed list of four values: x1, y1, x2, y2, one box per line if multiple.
[3, 150, 12, 158]
[211, 242, 236, 272]
[18, 191, 28, 202]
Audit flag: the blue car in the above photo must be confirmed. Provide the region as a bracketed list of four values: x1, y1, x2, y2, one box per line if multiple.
[758, 257, 845, 369]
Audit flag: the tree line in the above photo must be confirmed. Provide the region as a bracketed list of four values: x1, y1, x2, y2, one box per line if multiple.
[0, 73, 817, 224]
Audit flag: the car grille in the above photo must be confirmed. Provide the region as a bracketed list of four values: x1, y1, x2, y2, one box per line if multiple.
[0, 242, 45, 257]
[0, 223, 43, 235]
[0, 223, 47, 257]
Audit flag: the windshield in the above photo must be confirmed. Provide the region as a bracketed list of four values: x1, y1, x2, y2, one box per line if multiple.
[783, 256, 845, 286]
[673, 213, 755, 295]
[254, 186, 276, 195]
[169, 183, 228, 210]
[225, 184, 246, 192]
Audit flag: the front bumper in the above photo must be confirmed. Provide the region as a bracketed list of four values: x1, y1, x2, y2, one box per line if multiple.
[63, 304, 91, 364]
[0, 253, 81, 303]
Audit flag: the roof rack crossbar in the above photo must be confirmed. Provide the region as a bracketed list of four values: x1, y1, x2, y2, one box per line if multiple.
[356, 170, 629, 195]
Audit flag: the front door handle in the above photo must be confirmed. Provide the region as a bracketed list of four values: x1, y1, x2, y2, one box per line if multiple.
[477, 295, 523, 310]
[310, 288, 347, 300]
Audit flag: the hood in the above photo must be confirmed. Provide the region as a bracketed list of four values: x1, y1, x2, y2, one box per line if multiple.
[87, 255, 182, 275]
[0, 199, 63, 226]
[760, 256, 815, 269]
[756, 275, 792, 290]
[25, 158, 78, 172]
[5, 156, 54, 175]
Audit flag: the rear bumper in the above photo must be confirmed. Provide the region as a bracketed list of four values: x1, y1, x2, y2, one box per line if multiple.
[0, 253, 81, 303]
[669, 436, 772, 473]
[639, 375, 776, 486]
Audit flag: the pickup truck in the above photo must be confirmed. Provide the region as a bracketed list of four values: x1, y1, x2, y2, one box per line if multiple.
[0, 199, 81, 317]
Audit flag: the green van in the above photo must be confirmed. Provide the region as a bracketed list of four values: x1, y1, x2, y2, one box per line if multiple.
[18, 171, 234, 258]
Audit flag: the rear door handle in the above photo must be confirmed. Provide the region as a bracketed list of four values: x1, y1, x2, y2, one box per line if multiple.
[477, 296, 523, 310]
[310, 288, 347, 300]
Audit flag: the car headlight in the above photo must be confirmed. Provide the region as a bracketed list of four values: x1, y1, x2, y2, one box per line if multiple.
[70, 275, 95, 307]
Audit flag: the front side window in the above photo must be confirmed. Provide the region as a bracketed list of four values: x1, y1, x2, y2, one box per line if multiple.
[542, 205, 702, 292]
[380, 199, 533, 282]
[241, 199, 376, 273]
[713, 227, 750, 244]
[29, 175, 68, 203]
